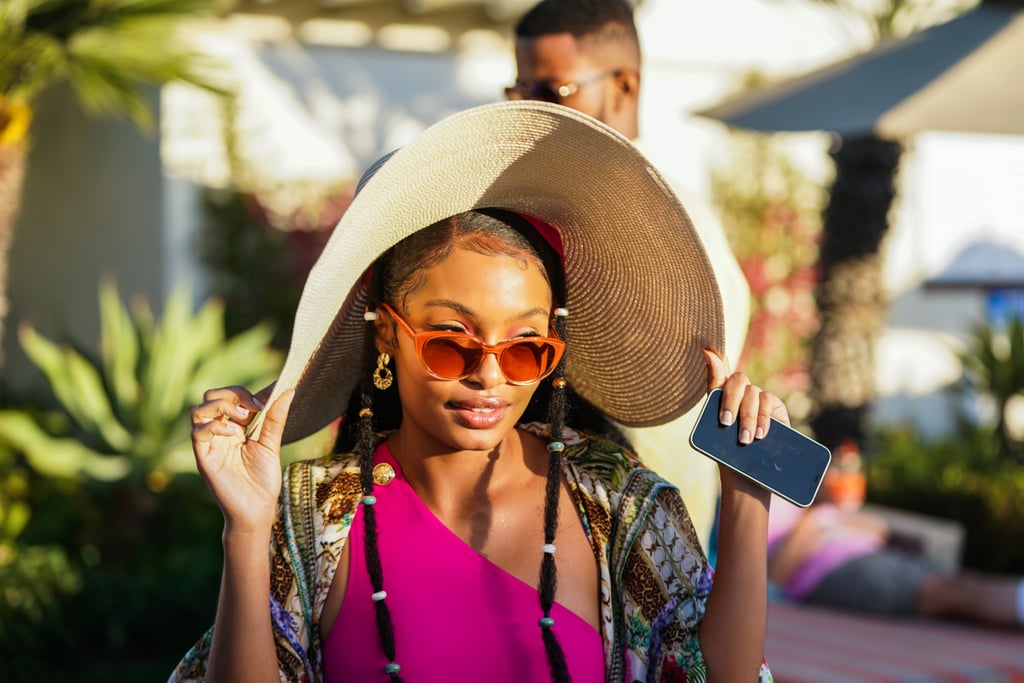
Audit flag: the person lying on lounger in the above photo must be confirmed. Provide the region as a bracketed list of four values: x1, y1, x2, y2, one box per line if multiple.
[767, 460, 1024, 630]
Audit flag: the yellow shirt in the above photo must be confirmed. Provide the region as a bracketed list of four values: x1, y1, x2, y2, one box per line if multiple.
[621, 141, 751, 552]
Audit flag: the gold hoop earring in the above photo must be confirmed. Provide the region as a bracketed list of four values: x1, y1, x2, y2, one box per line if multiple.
[372, 352, 393, 390]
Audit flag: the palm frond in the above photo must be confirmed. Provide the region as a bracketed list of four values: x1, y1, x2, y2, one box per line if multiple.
[2, 0, 229, 126]
[0, 32, 65, 100]
[0, 0, 30, 41]
[67, 17, 226, 128]
[24, 0, 226, 42]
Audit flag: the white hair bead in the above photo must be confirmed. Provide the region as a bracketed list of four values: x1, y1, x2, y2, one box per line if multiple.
[371, 590, 388, 602]
[363, 310, 379, 321]
[542, 543, 557, 554]
[553, 307, 569, 317]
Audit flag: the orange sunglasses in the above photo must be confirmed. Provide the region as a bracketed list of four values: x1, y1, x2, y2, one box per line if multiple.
[379, 303, 565, 385]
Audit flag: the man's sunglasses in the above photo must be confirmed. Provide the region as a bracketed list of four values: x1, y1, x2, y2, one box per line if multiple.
[504, 70, 621, 104]
[380, 303, 565, 385]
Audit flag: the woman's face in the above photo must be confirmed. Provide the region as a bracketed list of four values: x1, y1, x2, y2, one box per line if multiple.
[376, 246, 554, 455]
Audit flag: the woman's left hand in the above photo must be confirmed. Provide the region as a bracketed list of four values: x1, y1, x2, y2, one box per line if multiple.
[705, 349, 790, 436]
[704, 350, 790, 495]
[698, 351, 779, 679]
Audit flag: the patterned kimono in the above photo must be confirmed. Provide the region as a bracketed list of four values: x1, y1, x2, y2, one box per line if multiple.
[169, 424, 773, 683]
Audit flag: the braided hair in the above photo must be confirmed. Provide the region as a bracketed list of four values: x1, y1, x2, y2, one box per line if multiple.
[332, 209, 623, 683]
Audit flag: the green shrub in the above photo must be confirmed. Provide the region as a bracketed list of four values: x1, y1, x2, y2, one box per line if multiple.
[865, 313, 1024, 574]
[711, 131, 824, 432]
[0, 280, 283, 485]
[0, 443, 79, 682]
[957, 315, 1024, 463]
[198, 186, 350, 347]
[0, 281, 338, 679]
[867, 424, 1024, 573]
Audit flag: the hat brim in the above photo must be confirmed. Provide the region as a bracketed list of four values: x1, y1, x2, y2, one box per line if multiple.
[257, 101, 724, 444]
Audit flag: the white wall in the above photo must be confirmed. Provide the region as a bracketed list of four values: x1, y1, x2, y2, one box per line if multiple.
[5, 85, 166, 396]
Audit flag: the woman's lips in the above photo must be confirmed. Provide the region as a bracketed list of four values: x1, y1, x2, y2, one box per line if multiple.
[447, 397, 510, 429]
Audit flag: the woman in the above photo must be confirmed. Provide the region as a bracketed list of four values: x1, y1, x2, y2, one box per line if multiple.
[768, 456, 1024, 629]
[171, 101, 785, 682]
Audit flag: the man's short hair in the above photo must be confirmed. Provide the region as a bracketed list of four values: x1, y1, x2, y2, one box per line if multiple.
[514, 0, 640, 55]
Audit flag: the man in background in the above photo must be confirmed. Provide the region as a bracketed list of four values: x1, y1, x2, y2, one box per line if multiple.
[508, 0, 752, 554]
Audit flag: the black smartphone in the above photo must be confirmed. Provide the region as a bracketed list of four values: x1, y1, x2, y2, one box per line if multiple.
[689, 388, 831, 507]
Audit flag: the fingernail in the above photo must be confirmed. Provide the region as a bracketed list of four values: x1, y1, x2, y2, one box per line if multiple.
[235, 404, 250, 417]
[253, 397, 266, 410]
[721, 410, 734, 425]
[755, 426, 765, 440]
[740, 428, 752, 444]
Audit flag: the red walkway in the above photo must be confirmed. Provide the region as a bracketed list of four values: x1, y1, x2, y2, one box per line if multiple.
[766, 601, 1024, 683]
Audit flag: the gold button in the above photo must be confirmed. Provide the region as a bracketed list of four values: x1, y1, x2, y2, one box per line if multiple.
[373, 462, 396, 486]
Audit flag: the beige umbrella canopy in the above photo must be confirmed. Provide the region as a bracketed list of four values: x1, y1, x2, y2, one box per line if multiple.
[697, 2, 1024, 138]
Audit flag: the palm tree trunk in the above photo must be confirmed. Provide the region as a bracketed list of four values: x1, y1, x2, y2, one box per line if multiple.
[809, 135, 902, 452]
[0, 141, 28, 368]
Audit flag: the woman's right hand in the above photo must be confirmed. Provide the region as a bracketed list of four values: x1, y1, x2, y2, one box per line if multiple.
[190, 386, 295, 534]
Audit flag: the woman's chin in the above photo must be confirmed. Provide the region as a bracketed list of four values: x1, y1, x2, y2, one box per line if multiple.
[445, 427, 511, 454]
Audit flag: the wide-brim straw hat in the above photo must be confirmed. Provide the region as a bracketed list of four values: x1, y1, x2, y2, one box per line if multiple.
[257, 100, 724, 444]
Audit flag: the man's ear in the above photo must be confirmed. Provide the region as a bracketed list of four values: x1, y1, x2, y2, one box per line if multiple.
[613, 68, 640, 101]
[608, 68, 640, 124]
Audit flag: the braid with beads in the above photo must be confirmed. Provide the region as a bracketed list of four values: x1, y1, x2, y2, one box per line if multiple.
[354, 260, 405, 681]
[538, 310, 570, 683]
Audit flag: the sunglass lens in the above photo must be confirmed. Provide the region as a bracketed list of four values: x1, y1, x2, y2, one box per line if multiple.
[506, 82, 560, 103]
[531, 83, 560, 103]
[422, 337, 483, 379]
[501, 340, 556, 383]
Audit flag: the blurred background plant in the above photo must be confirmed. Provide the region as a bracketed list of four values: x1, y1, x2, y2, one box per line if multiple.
[863, 315, 1024, 575]
[0, 279, 282, 484]
[0, 0, 229, 368]
[867, 422, 1024, 574]
[199, 183, 352, 348]
[785, 0, 977, 454]
[956, 315, 1024, 463]
[0, 280, 338, 681]
[0, 440, 79, 682]
[711, 129, 825, 433]
[0, 38, 351, 675]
